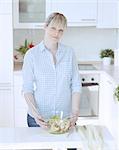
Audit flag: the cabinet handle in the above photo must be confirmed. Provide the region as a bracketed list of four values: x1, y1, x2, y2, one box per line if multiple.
[0, 88, 11, 91]
[0, 83, 11, 86]
[81, 19, 96, 21]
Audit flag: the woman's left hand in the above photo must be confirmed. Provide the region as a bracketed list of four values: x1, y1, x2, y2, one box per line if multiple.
[69, 115, 78, 129]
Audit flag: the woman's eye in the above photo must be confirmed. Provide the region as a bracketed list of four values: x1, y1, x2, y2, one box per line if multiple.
[50, 27, 63, 33]
[59, 29, 63, 33]
[51, 27, 56, 30]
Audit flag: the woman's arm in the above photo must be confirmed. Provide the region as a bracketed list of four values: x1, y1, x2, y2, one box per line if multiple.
[24, 92, 39, 118]
[72, 92, 80, 117]
[24, 92, 48, 128]
[70, 49, 82, 127]
[22, 51, 48, 128]
[69, 92, 80, 128]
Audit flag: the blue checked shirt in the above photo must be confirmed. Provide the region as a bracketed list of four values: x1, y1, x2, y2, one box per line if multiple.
[22, 41, 82, 119]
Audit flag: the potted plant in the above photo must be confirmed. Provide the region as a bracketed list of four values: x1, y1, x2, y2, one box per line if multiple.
[100, 49, 114, 65]
[16, 39, 34, 56]
[114, 85, 119, 102]
[14, 39, 34, 62]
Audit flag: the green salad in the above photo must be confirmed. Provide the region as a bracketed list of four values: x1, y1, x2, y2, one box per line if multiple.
[48, 115, 70, 134]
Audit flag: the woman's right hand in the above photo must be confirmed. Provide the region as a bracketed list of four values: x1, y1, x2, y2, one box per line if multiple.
[35, 116, 49, 129]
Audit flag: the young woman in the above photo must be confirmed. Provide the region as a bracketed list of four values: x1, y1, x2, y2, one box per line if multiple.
[22, 12, 82, 129]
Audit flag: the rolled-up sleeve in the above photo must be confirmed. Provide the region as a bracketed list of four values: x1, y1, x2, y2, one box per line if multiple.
[22, 51, 34, 94]
[71, 50, 82, 94]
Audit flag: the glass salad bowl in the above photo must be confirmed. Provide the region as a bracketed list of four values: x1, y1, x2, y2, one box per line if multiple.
[47, 111, 70, 134]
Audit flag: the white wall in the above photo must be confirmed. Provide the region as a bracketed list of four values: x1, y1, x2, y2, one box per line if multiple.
[13, 27, 117, 61]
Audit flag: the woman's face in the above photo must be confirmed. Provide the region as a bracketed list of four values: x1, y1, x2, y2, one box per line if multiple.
[44, 23, 65, 43]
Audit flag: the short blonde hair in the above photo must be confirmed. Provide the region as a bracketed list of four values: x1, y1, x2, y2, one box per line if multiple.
[45, 12, 67, 29]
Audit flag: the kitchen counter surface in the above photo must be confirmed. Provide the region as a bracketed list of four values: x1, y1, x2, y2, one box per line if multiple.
[94, 64, 119, 84]
[0, 125, 116, 150]
[79, 63, 119, 84]
[14, 62, 119, 84]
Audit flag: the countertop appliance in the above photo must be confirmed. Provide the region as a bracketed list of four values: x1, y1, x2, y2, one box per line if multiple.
[78, 64, 100, 119]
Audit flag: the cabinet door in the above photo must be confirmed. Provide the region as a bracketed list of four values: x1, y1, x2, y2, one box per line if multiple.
[14, 73, 28, 127]
[0, 87, 14, 127]
[13, 0, 46, 28]
[47, 0, 97, 26]
[14, 85, 28, 127]
[0, 14, 13, 84]
[97, 1, 118, 28]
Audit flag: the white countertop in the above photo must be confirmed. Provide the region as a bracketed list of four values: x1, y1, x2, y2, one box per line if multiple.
[0, 125, 116, 150]
[94, 64, 119, 84]
[14, 63, 119, 84]
[78, 64, 119, 84]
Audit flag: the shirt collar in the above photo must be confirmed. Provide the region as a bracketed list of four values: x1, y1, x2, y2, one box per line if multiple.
[38, 41, 46, 52]
[57, 43, 64, 53]
[39, 41, 63, 53]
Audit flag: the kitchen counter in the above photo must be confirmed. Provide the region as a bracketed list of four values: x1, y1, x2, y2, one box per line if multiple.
[78, 63, 119, 84]
[0, 125, 116, 150]
[94, 64, 119, 84]
[14, 62, 119, 84]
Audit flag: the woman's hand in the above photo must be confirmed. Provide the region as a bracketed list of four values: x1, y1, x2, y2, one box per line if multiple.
[35, 116, 49, 129]
[69, 115, 78, 129]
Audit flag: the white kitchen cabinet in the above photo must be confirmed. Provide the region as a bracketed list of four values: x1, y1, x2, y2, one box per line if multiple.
[0, 0, 14, 127]
[46, 0, 97, 26]
[0, 0, 12, 14]
[118, 1, 119, 28]
[13, 0, 97, 28]
[14, 85, 28, 127]
[14, 72, 28, 127]
[13, 0, 49, 29]
[99, 72, 118, 146]
[0, 13, 13, 84]
[0, 15, 13, 84]
[97, 0, 118, 28]
[0, 86, 14, 127]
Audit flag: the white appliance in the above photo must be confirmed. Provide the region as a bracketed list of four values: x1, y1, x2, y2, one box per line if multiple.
[78, 64, 100, 119]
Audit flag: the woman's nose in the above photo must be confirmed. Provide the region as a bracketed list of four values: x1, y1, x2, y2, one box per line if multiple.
[54, 31, 59, 37]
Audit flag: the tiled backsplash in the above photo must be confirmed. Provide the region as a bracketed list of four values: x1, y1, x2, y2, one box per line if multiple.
[13, 27, 117, 62]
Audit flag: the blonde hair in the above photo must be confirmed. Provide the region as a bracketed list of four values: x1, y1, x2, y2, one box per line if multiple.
[45, 12, 67, 28]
